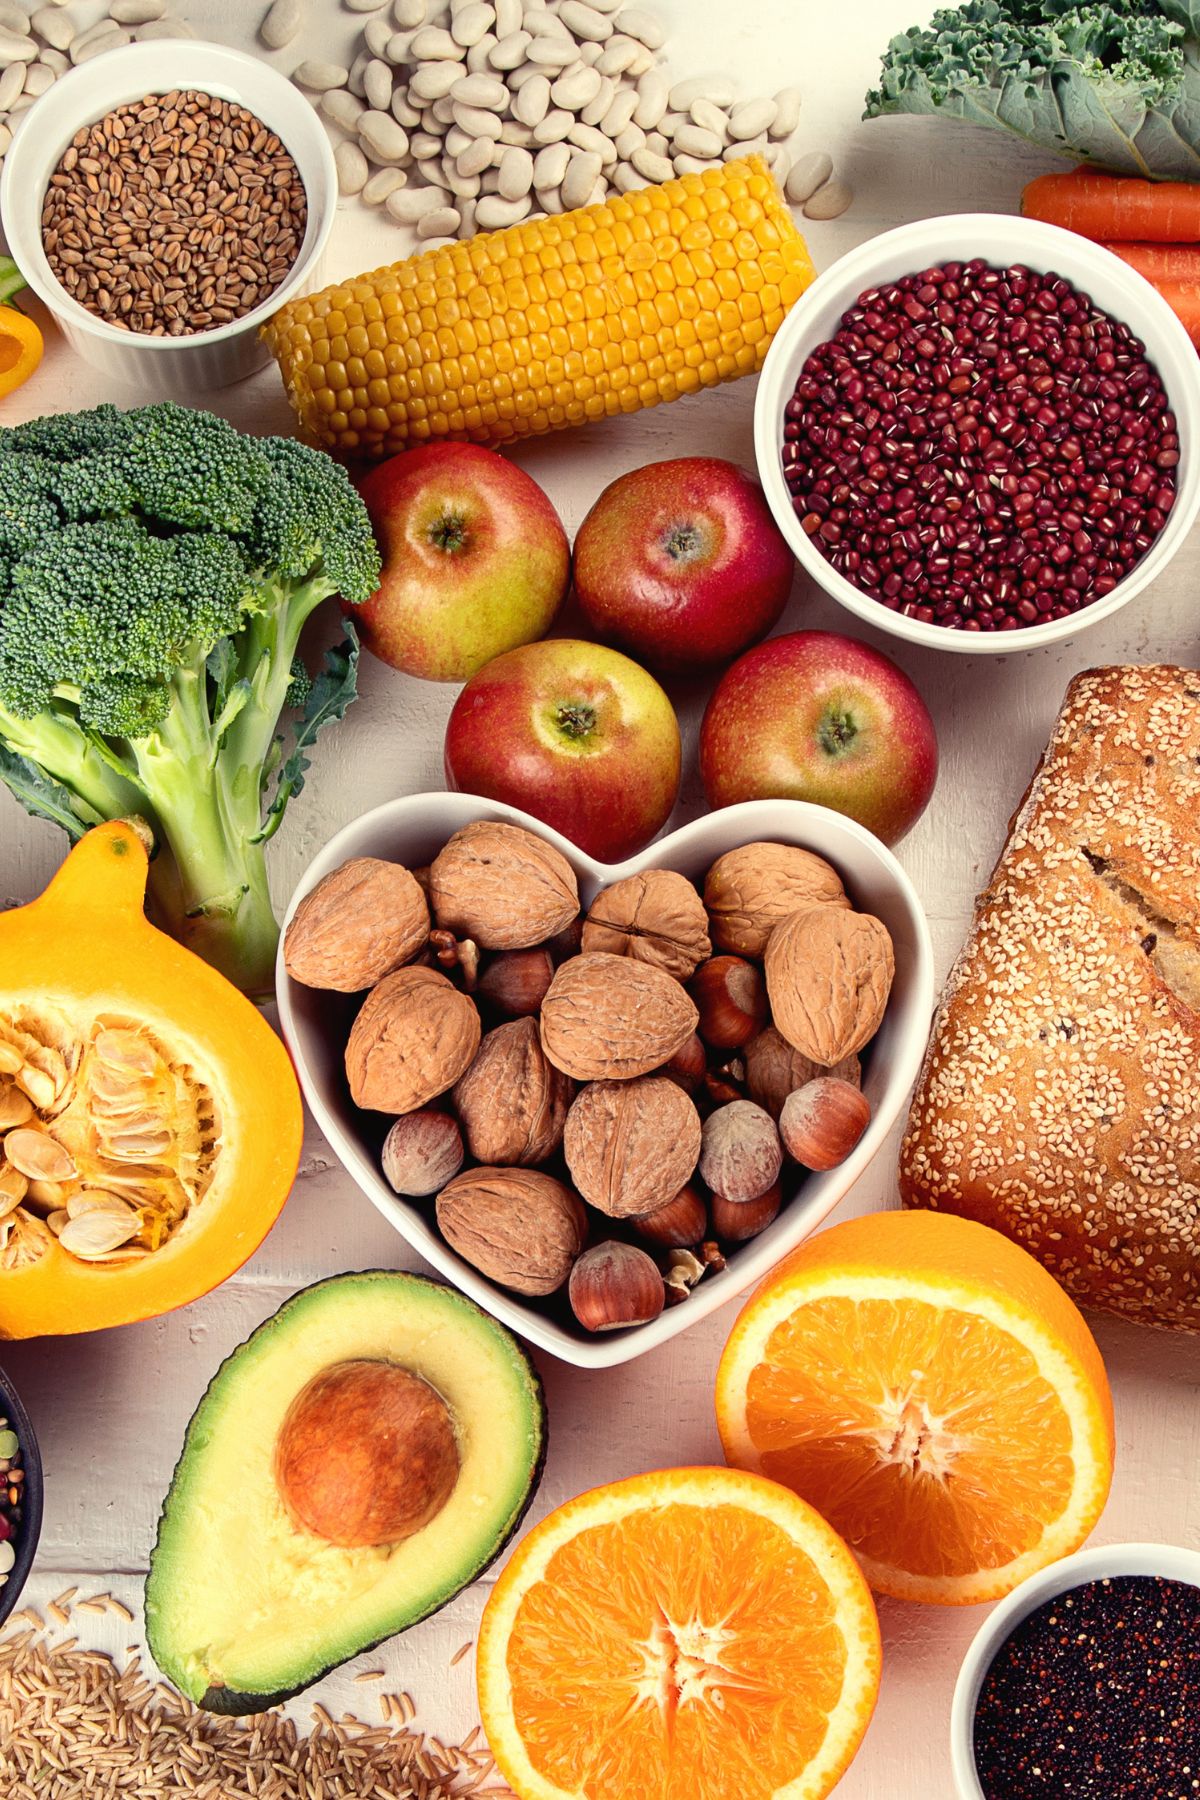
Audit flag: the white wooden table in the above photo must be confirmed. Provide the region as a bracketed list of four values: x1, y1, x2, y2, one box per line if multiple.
[5, 1, 1200, 1792]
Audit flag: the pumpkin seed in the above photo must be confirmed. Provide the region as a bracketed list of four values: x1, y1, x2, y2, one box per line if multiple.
[0, 1043, 22, 1076]
[14, 1063, 57, 1110]
[0, 1171, 26, 1221]
[46, 1209, 68, 1235]
[4, 1127, 76, 1182]
[0, 1208, 51, 1269]
[94, 1029, 157, 1077]
[24, 1178, 69, 1213]
[57, 1209, 139, 1259]
[0, 1084, 34, 1130]
[67, 1188, 137, 1220]
[103, 1123, 174, 1160]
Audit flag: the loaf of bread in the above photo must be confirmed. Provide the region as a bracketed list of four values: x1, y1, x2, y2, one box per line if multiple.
[901, 665, 1200, 1330]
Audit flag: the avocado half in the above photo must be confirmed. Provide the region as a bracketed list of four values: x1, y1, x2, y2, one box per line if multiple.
[145, 1270, 546, 1714]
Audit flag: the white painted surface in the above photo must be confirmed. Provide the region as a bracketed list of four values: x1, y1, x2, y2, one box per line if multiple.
[4, 0, 1200, 1792]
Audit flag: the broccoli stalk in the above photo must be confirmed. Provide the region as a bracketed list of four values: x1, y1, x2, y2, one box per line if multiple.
[0, 404, 380, 997]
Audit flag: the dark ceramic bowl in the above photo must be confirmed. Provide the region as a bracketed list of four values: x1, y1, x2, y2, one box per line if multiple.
[0, 1361, 42, 1627]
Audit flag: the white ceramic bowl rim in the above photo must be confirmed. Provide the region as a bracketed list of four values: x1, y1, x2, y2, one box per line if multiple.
[0, 39, 335, 350]
[754, 212, 1200, 654]
[950, 1538, 1200, 1798]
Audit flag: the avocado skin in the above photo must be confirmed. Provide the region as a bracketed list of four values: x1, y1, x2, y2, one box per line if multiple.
[146, 1269, 547, 1716]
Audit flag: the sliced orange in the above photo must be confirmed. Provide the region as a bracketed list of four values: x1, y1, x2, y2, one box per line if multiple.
[477, 1466, 881, 1800]
[716, 1211, 1114, 1606]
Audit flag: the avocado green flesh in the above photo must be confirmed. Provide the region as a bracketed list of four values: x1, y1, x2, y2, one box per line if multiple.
[145, 1272, 545, 1713]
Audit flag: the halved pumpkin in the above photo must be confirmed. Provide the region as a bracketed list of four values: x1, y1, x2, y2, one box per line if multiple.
[0, 822, 303, 1338]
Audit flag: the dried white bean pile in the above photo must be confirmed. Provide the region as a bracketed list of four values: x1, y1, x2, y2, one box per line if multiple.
[0, 0, 197, 167]
[288, 0, 849, 237]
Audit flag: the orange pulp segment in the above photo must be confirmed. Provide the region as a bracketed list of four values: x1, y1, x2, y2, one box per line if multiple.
[477, 1466, 881, 1800]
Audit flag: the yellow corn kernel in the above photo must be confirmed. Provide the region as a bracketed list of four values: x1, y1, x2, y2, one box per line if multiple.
[261, 158, 815, 460]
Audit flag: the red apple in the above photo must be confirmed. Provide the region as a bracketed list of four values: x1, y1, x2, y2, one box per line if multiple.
[444, 639, 681, 861]
[573, 457, 793, 673]
[352, 443, 570, 682]
[699, 631, 937, 845]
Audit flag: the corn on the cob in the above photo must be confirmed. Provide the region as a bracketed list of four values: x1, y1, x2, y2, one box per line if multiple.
[262, 157, 814, 459]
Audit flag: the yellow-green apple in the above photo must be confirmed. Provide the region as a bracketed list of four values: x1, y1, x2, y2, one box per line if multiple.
[444, 640, 681, 861]
[351, 444, 570, 681]
[573, 457, 793, 673]
[699, 631, 937, 845]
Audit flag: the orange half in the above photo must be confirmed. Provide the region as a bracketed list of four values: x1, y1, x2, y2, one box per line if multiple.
[716, 1212, 1115, 1605]
[477, 1466, 881, 1800]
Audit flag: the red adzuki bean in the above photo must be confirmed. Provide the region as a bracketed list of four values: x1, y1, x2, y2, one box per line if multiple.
[780, 260, 1178, 632]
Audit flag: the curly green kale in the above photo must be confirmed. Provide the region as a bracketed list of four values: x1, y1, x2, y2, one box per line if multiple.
[0, 403, 380, 996]
[866, 0, 1200, 179]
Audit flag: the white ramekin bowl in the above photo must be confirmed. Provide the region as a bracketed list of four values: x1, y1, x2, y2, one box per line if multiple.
[755, 213, 1200, 655]
[950, 1539, 1200, 1797]
[277, 793, 935, 1369]
[0, 40, 336, 394]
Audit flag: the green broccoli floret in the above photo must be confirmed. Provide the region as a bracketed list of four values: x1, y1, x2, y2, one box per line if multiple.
[0, 402, 381, 996]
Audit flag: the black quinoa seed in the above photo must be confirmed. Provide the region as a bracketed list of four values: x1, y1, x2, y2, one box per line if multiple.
[974, 1574, 1200, 1798]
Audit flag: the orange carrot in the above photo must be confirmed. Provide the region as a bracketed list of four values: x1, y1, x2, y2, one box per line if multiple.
[1151, 279, 1200, 347]
[1022, 169, 1200, 242]
[1103, 242, 1200, 279]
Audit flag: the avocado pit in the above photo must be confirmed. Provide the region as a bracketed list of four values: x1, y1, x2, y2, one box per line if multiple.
[274, 1358, 460, 1548]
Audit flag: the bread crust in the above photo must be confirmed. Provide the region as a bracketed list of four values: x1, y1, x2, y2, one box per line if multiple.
[900, 664, 1200, 1330]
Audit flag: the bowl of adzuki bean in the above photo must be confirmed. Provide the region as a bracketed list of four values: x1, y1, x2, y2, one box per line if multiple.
[753, 214, 1200, 652]
[0, 1361, 42, 1630]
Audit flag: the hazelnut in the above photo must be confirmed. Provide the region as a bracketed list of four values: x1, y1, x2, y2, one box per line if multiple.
[698, 1100, 783, 1204]
[540, 952, 698, 1081]
[780, 1078, 871, 1170]
[581, 870, 711, 980]
[704, 842, 849, 957]
[629, 1183, 707, 1248]
[430, 820, 579, 951]
[382, 1110, 465, 1197]
[284, 858, 429, 992]
[705, 1057, 746, 1106]
[765, 906, 895, 1065]
[744, 1026, 861, 1121]
[436, 1167, 587, 1296]
[688, 956, 768, 1049]
[568, 1241, 665, 1333]
[477, 947, 555, 1018]
[346, 967, 481, 1114]
[429, 929, 481, 989]
[662, 1246, 706, 1305]
[658, 1031, 707, 1095]
[453, 1018, 574, 1166]
[564, 1076, 701, 1217]
[710, 1181, 782, 1243]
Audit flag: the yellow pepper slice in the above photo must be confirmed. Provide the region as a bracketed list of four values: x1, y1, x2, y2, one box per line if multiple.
[0, 258, 43, 401]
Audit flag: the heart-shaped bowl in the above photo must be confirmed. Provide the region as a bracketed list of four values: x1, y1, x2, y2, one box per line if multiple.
[277, 794, 935, 1368]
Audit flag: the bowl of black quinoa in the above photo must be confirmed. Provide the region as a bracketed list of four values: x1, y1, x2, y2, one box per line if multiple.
[0, 1362, 42, 1627]
[951, 1540, 1200, 1799]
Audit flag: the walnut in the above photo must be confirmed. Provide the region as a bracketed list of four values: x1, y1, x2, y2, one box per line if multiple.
[436, 1166, 587, 1296]
[453, 1018, 574, 1166]
[704, 842, 849, 958]
[744, 1025, 860, 1120]
[581, 870, 711, 979]
[283, 858, 429, 992]
[539, 951, 698, 1081]
[764, 906, 894, 1065]
[345, 967, 481, 1113]
[563, 1076, 701, 1217]
[430, 821, 579, 951]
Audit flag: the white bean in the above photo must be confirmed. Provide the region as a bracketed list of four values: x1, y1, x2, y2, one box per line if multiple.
[767, 146, 790, 186]
[408, 59, 460, 97]
[535, 182, 563, 212]
[506, 58, 545, 87]
[671, 121, 721, 158]
[335, 139, 369, 192]
[456, 135, 494, 175]
[617, 5, 663, 49]
[0, 55, 21, 102]
[568, 119, 614, 163]
[430, 94, 457, 122]
[803, 175, 851, 219]
[488, 27, 527, 67]
[643, 128, 667, 154]
[36, 42, 65, 67]
[512, 70, 549, 124]
[549, 63, 600, 109]
[364, 57, 393, 108]
[292, 57, 347, 87]
[441, 157, 480, 195]
[727, 96, 775, 140]
[580, 72, 614, 125]
[770, 85, 800, 137]
[668, 74, 734, 110]
[585, 0, 622, 10]
[466, 32, 497, 68]
[364, 14, 392, 51]
[30, 2, 71, 44]
[391, 89, 421, 125]
[577, 39, 602, 63]
[599, 86, 635, 137]
[133, 17, 192, 35]
[497, 142, 533, 197]
[452, 100, 503, 136]
[346, 0, 389, 12]
[260, 0, 300, 45]
[559, 147, 600, 208]
[458, 195, 477, 232]
[409, 128, 442, 157]
[480, 165, 501, 192]
[322, 86, 367, 127]
[0, 1, 27, 30]
[673, 152, 711, 175]
[492, 0, 519, 32]
[20, 54, 48, 88]
[525, 35, 575, 67]
[417, 203, 462, 235]
[724, 133, 765, 160]
[532, 138, 567, 188]
[445, 123, 471, 153]
[594, 32, 638, 75]
[385, 183, 449, 220]
[689, 98, 726, 137]
[559, 0, 609, 39]
[611, 160, 641, 193]
[450, 70, 505, 106]
[348, 49, 371, 94]
[392, 0, 424, 21]
[109, 0, 161, 19]
[499, 116, 534, 143]
[410, 24, 462, 55]
[450, 0, 492, 44]
[0, 122, 10, 155]
[612, 121, 644, 158]
[359, 108, 410, 159]
[629, 143, 671, 183]
[475, 191, 530, 227]
[530, 106, 571, 142]
[0, 27, 36, 59]
[362, 164, 407, 202]
[785, 148, 831, 204]
[632, 67, 666, 129]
